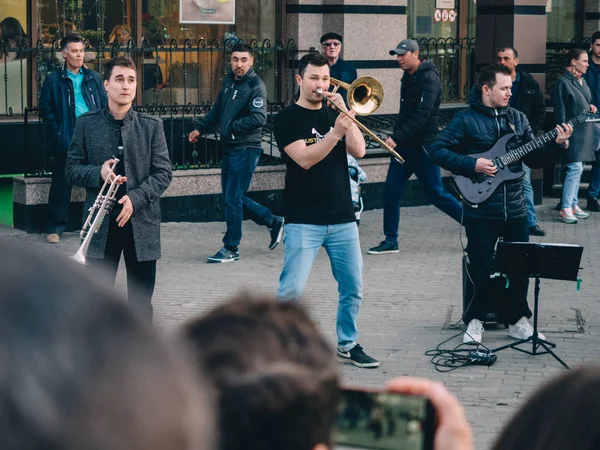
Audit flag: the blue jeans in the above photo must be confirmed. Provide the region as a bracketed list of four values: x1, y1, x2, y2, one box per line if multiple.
[221, 147, 275, 251]
[383, 148, 462, 243]
[276, 222, 362, 351]
[589, 162, 600, 199]
[561, 162, 584, 210]
[521, 164, 538, 228]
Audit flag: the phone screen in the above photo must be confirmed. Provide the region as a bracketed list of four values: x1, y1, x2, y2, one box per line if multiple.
[335, 387, 435, 450]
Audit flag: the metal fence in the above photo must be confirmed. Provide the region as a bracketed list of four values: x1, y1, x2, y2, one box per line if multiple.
[2, 38, 301, 175]
[416, 37, 477, 102]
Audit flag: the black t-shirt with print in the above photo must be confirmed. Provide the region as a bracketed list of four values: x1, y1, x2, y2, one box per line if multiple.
[273, 103, 355, 225]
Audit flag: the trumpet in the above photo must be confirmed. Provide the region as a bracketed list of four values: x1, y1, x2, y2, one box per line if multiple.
[71, 159, 122, 265]
[317, 76, 404, 163]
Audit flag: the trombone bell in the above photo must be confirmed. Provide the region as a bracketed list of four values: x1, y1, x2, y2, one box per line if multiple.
[330, 76, 384, 116]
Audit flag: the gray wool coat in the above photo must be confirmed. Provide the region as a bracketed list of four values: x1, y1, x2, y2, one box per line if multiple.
[65, 108, 172, 261]
[553, 70, 600, 163]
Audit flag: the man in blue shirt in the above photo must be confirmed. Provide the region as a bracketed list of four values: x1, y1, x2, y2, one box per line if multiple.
[320, 32, 357, 106]
[40, 34, 106, 243]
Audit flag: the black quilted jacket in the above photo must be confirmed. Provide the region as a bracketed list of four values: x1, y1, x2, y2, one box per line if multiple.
[427, 89, 558, 220]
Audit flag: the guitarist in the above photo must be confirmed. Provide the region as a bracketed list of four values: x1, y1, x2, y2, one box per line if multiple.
[427, 64, 572, 345]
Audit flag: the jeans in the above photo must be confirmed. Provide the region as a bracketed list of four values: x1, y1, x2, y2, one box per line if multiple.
[88, 220, 156, 319]
[383, 148, 462, 243]
[276, 222, 362, 351]
[589, 161, 600, 199]
[521, 164, 538, 228]
[561, 162, 584, 210]
[221, 147, 275, 251]
[463, 216, 531, 325]
[46, 154, 73, 234]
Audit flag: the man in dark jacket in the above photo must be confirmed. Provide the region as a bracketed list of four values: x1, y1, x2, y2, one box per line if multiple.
[368, 39, 462, 255]
[583, 31, 600, 212]
[497, 47, 547, 236]
[428, 64, 572, 345]
[39, 34, 106, 244]
[66, 56, 172, 319]
[188, 42, 283, 263]
[320, 32, 357, 106]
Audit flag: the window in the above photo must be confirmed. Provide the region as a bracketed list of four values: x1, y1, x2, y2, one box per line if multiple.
[1, 1, 28, 115]
[546, 0, 583, 42]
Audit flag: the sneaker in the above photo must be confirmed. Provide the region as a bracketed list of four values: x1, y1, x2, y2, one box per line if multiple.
[46, 233, 60, 244]
[529, 224, 546, 236]
[269, 217, 284, 250]
[368, 240, 399, 255]
[463, 318, 484, 345]
[508, 317, 546, 341]
[573, 205, 590, 219]
[207, 247, 239, 263]
[586, 196, 600, 212]
[559, 209, 578, 224]
[337, 344, 380, 368]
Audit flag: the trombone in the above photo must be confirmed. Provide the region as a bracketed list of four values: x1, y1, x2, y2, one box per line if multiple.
[71, 159, 122, 265]
[317, 76, 405, 163]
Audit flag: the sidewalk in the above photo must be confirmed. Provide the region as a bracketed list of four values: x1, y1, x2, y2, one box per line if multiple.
[2, 199, 599, 449]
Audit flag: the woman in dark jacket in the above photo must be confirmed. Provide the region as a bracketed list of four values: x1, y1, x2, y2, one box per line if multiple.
[553, 48, 598, 223]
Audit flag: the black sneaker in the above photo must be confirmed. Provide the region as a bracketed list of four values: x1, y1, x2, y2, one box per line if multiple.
[207, 247, 239, 263]
[337, 344, 380, 368]
[368, 240, 399, 255]
[587, 197, 600, 212]
[269, 217, 284, 250]
[529, 224, 546, 236]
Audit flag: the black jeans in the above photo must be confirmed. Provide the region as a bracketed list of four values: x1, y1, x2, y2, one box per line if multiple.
[383, 148, 462, 243]
[463, 216, 532, 325]
[221, 147, 275, 251]
[46, 154, 73, 235]
[88, 220, 156, 319]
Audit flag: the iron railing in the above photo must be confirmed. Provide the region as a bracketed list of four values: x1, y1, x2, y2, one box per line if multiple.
[415, 37, 477, 102]
[2, 38, 301, 175]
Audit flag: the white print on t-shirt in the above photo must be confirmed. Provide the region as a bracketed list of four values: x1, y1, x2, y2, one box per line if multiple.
[306, 127, 334, 145]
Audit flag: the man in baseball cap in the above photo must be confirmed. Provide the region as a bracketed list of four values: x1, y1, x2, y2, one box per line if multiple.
[389, 39, 420, 56]
[368, 37, 462, 256]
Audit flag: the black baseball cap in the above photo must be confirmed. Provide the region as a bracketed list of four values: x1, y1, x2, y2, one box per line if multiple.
[320, 32, 343, 44]
[389, 39, 419, 55]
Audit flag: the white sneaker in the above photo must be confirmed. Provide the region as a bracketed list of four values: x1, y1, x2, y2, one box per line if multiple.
[559, 208, 578, 224]
[573, 205, 590, 219]
[463, 319, 484, 344]
[508, 317, 546, 341]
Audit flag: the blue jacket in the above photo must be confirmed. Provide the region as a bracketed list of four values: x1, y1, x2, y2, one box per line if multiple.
[583, 58, 600, 105]
[329, 58, 357, 106]
[428, 89, 557, 220]
[39, 65, 107, 155]
[194, 67, 267, 149]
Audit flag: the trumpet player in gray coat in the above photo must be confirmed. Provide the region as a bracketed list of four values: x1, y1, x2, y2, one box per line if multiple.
[66, 56, 172, 318]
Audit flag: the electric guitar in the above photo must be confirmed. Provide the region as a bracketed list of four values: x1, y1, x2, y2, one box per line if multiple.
[451, 112, 600, 207]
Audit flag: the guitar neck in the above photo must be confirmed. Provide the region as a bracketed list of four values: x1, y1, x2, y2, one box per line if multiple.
[499, 120, 573, 166]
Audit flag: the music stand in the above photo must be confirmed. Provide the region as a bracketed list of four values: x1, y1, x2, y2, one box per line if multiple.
[491, 241, 583, 369]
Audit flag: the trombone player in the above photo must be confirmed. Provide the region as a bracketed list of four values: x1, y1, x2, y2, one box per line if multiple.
[66, 56, 172, 319]
[368, 39, 463, 255]
[273, 52, 379, 368]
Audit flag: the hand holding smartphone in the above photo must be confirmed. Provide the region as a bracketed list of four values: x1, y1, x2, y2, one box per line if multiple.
[335, 386, 435, 450]
[335, 378, 473, 450]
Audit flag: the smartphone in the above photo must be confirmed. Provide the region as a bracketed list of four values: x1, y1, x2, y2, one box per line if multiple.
[334, 386, 435, 450]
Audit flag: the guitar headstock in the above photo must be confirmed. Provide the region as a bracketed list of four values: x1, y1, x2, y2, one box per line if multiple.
[574, 111, 600, 124]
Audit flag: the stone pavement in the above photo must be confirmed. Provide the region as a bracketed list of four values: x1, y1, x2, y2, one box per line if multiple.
[1, 199, 599, 449]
